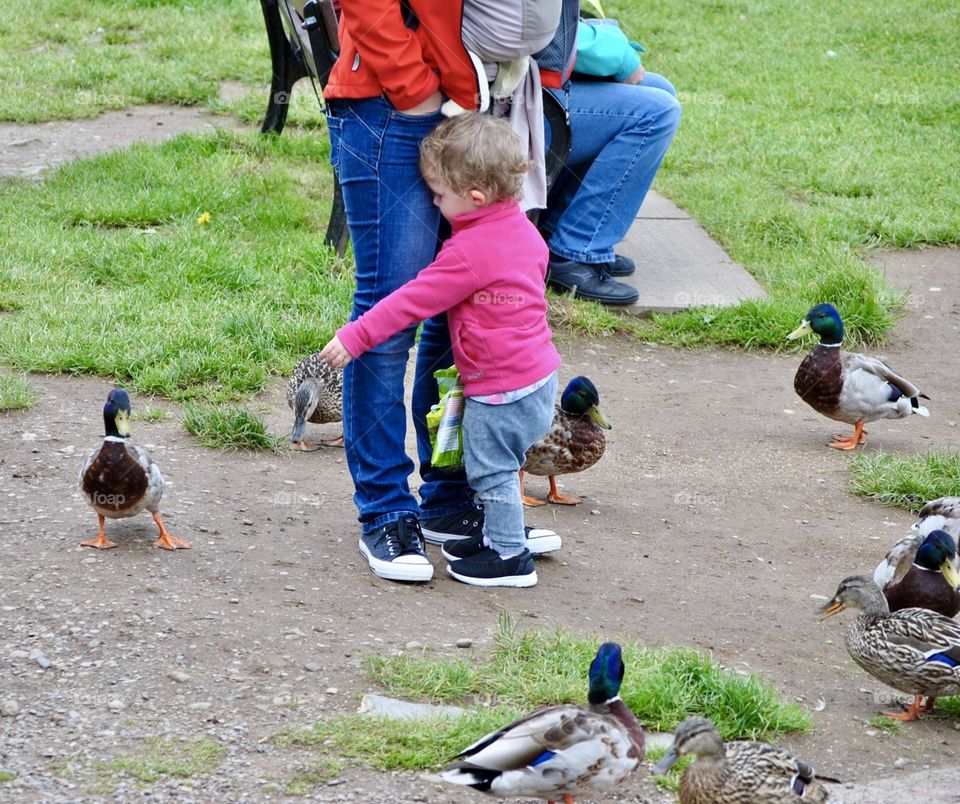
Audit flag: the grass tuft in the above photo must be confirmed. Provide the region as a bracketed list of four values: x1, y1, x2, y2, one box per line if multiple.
[0, 770, 16, 782]
[99, 737, 225, 784]
[133, 405, 171, 422]
[849, 451, 960, 510]
[867, 716, 901, 735]
[182, 403, 284, 451]
[0, 372, 40, 411]
[282, 760, 344, 796]
[276, 614, 810, 773]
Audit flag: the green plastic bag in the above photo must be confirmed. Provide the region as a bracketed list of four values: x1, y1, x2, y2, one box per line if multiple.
[426, 366, 464, 470]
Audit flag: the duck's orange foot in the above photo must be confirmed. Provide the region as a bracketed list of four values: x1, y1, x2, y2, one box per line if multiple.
[522, 495, 547, 507]
[828, 421, 867, 450]
[881, 694, 924, 721]
[547, 492, 581, 505]
[290, 438, 323, 452]
[546, 477, 581, 506]
[81, 515, 117, 549]
[322, 434, 345, 448]
[153, 532, 192, 550]
[151, 512, 191, 550]
[80, 534, 118, 549]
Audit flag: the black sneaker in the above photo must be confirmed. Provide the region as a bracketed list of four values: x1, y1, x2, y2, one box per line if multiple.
[420, 506, 484, 545]
[447, 548, 537, 588]
[546, 256, 639, 305]
[358, 516, 433, 582]
[441, 527, 562, 561]
[607, 253, 636, 277]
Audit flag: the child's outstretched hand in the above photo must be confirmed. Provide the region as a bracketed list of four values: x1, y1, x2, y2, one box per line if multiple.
[319, 336, 352, 369]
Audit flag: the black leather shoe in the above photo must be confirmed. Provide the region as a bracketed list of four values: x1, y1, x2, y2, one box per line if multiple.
[608, 253, 636, 277]
[547, 257, 639, 305]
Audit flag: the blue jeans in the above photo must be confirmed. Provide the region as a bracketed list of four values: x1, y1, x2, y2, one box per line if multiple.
[543, 73, 681, 264]
[326, 98, 476, 535]
[462, 373, 558, 556]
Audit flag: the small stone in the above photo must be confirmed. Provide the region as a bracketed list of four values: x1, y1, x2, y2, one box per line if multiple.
[242, 519, 254, 526]
[304, 662, 322, 672]
[167, 670, 191, 683]
[1, 700, 19, 717]
[284, 585, 296, 592]
[35, 654, 52, 669]
[108, 700, 125, 712]
[229, 598, 240, 604]
[404, 641, 422, 651]
[189, 702, 211, 711]
[325, 687, 339, 695]
[455, 638, 473, 649]
[82, 557, 97, 565]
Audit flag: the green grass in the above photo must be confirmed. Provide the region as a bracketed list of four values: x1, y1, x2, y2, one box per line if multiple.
[606, 0, 959, 347]
[0, 1, 268, 123]
[182, 403, 284, 451]
[867, 716, 901, 735]
[0, 130, 351, 402]
[99, 737, 225, 785]
[282, 760, 344, 796]
[849, 451, 960, 510]
[276, 614, 810, 773]
[0, 0, 957, 404]
[133, 405, 171, 422]
[0, 371, 39, 410]
[0, 771, 16, 783]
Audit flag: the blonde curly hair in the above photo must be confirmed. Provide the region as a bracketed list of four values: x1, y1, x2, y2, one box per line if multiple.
[419, 113, 529, 204]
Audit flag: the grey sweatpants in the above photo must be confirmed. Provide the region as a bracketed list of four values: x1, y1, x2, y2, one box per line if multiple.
[462, 372, 558, 556]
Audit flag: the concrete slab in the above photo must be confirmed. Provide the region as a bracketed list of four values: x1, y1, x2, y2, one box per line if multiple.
[615, 191, 767, 317]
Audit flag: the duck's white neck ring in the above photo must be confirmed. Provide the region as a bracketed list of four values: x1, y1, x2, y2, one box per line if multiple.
[819, 342, 842, 348]
[104, 435, 127, 443]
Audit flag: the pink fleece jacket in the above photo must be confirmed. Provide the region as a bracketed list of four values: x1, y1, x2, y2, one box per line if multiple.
[337, 200, 561, 397]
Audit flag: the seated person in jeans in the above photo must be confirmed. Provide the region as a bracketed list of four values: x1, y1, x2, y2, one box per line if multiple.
[537, 13, 682, 305]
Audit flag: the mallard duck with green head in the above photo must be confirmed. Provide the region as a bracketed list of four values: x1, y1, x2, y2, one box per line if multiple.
[287, 352, 343, 450]
[653, 716, 831, 803]
[520, 376, 611, 506]
[819, 575, 960, 720]
[874, 529, 960, 617]
[787, 303, 929, 449]
[439, 642, 644, 803]
[79, 389, 189, 550]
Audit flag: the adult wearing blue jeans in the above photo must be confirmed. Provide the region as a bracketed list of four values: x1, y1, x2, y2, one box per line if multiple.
[322, 1, 562, 583]
[538, 17, 682, 305]
[326, 99, 560, 582]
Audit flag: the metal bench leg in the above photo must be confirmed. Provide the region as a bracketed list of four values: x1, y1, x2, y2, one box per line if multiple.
[260, 0, 309, 134]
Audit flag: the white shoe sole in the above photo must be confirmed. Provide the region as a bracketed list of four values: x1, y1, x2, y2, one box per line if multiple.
[447, 565, 538, 588]
[359, 540, 433, 582]
[526, 532, 562, 555]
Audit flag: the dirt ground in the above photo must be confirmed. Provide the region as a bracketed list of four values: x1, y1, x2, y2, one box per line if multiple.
[2, 109, 960, 802]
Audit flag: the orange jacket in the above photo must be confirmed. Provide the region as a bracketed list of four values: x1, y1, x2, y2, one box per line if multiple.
[323, 0, 481, 112]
